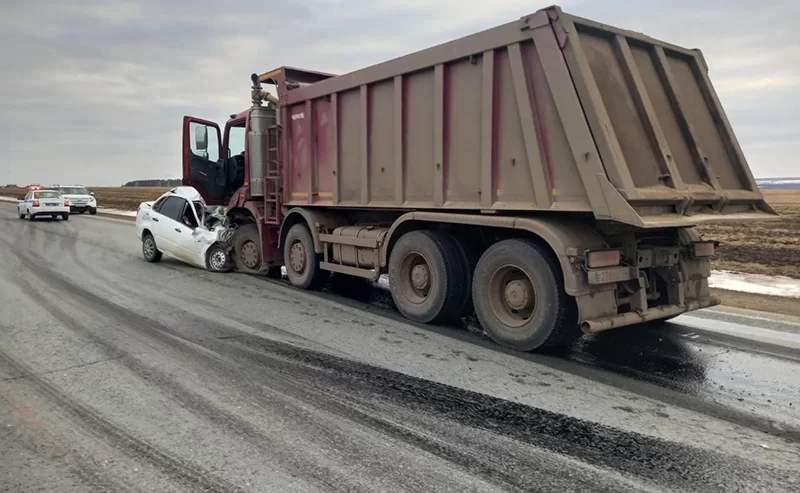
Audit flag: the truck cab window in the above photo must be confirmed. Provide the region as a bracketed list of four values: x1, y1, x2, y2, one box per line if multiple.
[189, 122, 219, 162]
[227, 123, 246, 193]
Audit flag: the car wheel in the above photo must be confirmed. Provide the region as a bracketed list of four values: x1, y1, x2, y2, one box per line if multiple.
[62, 213, 69, 221]
[27, 211, 34, 221]
[206, 244, 233, 272]
[142, 233, 162, 263]
[89, 208, 97, 215]
[18, 211, 24, 219]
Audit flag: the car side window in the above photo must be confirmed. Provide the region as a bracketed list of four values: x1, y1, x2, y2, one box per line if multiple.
[151, 196, 168, 213]
[158, 196, 187, 222]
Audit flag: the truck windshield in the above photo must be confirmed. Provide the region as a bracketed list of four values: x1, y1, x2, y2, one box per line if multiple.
[60, 187, 89, 195]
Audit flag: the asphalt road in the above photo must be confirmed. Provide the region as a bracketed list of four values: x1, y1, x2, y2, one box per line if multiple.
[1, 204, 798, 492]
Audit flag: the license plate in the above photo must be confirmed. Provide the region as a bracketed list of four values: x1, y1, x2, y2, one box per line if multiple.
[46, 203, 58, 206]
[587, 266, 633, 285]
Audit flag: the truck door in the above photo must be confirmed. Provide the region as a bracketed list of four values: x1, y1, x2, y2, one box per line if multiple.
[182, 116, 227, 205]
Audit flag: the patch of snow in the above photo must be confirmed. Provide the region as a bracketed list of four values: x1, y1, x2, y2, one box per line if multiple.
[98, 208, 137, 217]
[0, 196, 20, 203]
[709, 270, 800, 298]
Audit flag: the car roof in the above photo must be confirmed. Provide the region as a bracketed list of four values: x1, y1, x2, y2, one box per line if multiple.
[166, 186, 205, 204]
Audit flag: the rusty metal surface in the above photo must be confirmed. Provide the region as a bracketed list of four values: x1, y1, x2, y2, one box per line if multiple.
[275, 5, 773, 228]
[581, 296, 721, 333]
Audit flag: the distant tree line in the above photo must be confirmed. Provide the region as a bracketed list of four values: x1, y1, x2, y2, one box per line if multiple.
[123, 179, 182, 187]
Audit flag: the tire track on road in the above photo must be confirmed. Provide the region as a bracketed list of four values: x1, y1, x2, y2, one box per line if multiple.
[5, 225, 400, 492]
[0, 346, 243, 493]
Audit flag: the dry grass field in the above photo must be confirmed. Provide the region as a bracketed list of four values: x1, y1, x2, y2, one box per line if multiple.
[2, 186, 798, 280]
[0, 186, 169, 211]
[697, 189, 800, 279]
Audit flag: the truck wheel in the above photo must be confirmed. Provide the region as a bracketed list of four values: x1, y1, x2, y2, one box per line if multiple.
[232, 224, 263, 273]
[472, 239, 574, 351]
[142, 233, 162, 263]
[388, 230, 465, 324]
[450, 236, 480, 318]
[284, 223, 327, 289]
[206, 244, 233, 272]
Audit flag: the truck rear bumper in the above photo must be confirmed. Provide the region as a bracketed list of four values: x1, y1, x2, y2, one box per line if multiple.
[580, 296, 720, 333]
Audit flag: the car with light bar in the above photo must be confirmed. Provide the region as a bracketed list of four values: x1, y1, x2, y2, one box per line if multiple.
[17, 190, 70, 221]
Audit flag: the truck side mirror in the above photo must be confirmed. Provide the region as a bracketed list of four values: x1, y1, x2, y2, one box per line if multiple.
[194, 125, 208, 151]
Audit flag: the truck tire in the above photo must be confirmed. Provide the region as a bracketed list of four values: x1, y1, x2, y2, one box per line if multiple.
[284, 223, 327, 289]
[142, 233, 162, 263]
[450, 236, 480, 318]
[232, 224, 263, 273]
[388, 230, 465, 324]
[472, 239, 575, 351]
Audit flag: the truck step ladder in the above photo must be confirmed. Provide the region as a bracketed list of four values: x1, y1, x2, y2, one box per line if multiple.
[265, 124, 283, 225]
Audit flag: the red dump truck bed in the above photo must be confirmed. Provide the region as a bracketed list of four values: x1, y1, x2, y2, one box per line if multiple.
[267, 5, 772, 228]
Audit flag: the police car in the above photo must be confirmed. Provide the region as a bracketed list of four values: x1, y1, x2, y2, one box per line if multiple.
[18, 189, 70, 221]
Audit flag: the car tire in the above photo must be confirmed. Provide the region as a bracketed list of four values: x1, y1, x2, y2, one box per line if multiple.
[284, 223, 328, 290]
[142, 233, 162, 263]
[472, 239, 579, 352]
[27, 211, 34, 221]
[89, 208, 97, 215]
[62, 213, 69, 221]
[18, 211, 24, 219]
[206, 243, 233, 272]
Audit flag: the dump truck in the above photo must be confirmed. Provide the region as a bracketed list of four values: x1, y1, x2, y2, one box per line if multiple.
[179, 5, 776, 351]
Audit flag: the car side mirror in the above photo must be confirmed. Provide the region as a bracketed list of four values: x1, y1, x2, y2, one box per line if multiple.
[194, 125, 208, 151]
[90, 192, 95, 196]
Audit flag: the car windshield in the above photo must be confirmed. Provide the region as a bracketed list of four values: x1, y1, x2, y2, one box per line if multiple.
[60, 187, 89, 195]
[35, 191, 60, 199]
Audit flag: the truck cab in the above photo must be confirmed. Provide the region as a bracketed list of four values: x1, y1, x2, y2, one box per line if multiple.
[182, 67, 336, 273]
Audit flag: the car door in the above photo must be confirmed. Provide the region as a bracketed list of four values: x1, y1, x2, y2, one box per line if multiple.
[18, 192, 29, 215]
[171, 201, 208, 268]
[149, 196, 185, 254]
[152, 196, 203, 266]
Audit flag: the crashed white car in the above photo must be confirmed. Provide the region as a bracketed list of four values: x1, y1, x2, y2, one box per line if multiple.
[135, 186, 234, 272]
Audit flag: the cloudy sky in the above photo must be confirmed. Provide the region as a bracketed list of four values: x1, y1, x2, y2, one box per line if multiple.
[0, 0, 797, 185]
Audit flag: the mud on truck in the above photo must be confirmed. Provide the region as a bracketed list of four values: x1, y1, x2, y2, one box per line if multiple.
[180, 5, 776, 352]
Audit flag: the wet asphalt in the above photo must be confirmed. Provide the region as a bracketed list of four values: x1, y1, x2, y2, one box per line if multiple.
[1, 204, 798, 492]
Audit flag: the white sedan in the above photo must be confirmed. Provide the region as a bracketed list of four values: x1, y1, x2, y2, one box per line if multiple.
[135, 186, 234, 272]
[18, 190, 70, 221]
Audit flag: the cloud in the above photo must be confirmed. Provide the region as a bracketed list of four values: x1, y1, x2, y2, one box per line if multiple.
[0, 0, 797, 186]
